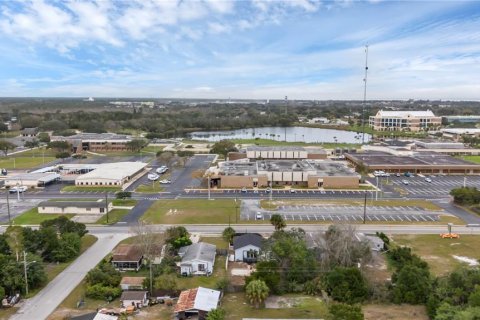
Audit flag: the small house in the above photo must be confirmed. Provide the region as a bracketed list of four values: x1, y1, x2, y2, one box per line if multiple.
[21, 127, 38, 137]
[233, 233, 263, 263]
[178, 242, 216, 276]
[112, 244, 143, 271]
[120, 290, 148, 309]
[38, 200, 112, 215]
[120, 277, 146, 291]
[174, 287, 221, 320]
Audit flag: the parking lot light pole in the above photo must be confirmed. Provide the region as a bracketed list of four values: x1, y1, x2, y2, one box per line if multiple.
[363, 191, 367, 224]
[6, 190, 11, 224]
[464, 176, 467, 188]
[16, 182, 20, 201]
[105, 193, 109, 224]
[375, 176, 379, 201]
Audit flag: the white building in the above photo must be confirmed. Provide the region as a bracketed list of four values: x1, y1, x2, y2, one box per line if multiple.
[308, 117, 330, 124]
[38, 200, 112, 215]
[178, 242, 216, 276]
[369, 110, 441, 131]
[4, 172, 60, 188]
[75, 162, 147, 187]
[233, 233, 262, 263]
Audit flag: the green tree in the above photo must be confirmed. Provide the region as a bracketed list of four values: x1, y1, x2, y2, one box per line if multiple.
[165, 226, 189, 246]
[206, 308, 226, 320]
[0, 286, 5, 299]
[51, 232, 81, 262]
[245, 279, 269, 308]
[392, 264, 431, 304]
[329, 303, 364, 320]
[126, 139, 147, 152]
[270, 214, 286, 231]
[222, 227, 236, 244]
[116, 191, 132, 199]
[325, 267, 368, 304]
[210, 140, 238, 158]
[24, 139, 40, 149]
[247, 260, 282, 294]
[37, 132, 51, 143]
[0, 140, 16, 156]
[450, 187, 480, 206]
[47, 141, 71, 152]
[40, 216, 87, 237]
[0, 234, 11, 255]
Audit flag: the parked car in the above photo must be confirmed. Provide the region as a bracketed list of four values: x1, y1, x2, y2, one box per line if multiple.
[9, 186, 27, 193]
[147, 173, 159, 181]
[425, 178, 432, 183]
[265, 187, 272, 193]
[159, 179, 171, 184]
[255, 212, 263, 220]
[404, 172, 412, 177]
[241, 187, 247, 193]
[156, 166, 168, 174]
[402, 180, 409, 185]
[290, 189, 296, 193]
[395, 173, 401, 177]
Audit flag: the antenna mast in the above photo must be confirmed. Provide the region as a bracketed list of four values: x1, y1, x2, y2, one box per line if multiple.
[361, 45, 369, 145]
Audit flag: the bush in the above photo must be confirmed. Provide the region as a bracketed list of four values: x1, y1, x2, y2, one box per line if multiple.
[86, 283, 121, 300]
[387, 247, 428, 271]
[450, 187, 480, 205]
[116, 191, 132, 199]
[391, 264, 431, 304]
[329, 303, 364, 320]
[55, 151, 71, 159]
[325, 267, 368, 304]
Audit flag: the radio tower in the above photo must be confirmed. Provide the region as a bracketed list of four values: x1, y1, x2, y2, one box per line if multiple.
[361, 45, 369, 145]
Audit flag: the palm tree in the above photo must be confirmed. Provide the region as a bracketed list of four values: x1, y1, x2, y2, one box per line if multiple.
[245, 280, 269, 308]
[270, 214, 286, 231]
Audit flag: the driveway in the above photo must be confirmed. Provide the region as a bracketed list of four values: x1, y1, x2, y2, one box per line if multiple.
[11, 232, 130, 320]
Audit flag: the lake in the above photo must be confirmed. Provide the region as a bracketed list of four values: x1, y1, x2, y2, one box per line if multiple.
[189, 126, 371, 144]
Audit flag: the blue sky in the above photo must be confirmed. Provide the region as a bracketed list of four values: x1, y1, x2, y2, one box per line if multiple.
[0, 0, 479, 100]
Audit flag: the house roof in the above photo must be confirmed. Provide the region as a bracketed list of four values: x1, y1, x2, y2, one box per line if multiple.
[120, 291, 148, 301]
[38, 200, 107, 209]
[76, 162, 147, 182]
[376, 110, 436, 118]
[112, 244, 143, 262]
[174, 287, 221, 313]
[233, 233, 263, 250]
[71, 313, 118, 320]
[120, 277, 146, 286]
[22, 127, 38, 134]
[179, 242, 216, 264]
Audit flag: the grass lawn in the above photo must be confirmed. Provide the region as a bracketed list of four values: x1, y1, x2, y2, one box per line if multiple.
[111, 199, 138, 206]
[461, 155, 480, 164]
[201, 237, 229, 250]
[0, 156, 56, 169]
[136, 181, 165, 193]
[141, 199, 238, 224]
[391, 234, 480, 276]
[176, 256, 227, 290]
[142, 145, 164, 153]
[12, 208, 74, 225]
[94, 209, 130, 224]
[12, 147, 57, 157]
[61, 186, 121, 192]
[222, 293, 329, 320]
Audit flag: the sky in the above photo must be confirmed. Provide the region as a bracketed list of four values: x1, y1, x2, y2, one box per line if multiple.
[0, 0, 479, 100]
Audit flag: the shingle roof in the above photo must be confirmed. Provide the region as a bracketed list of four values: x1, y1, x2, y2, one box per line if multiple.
[22, 127, 38, 134]
[120, 291, 148, 301]
[112, 244, 143, 262]
[180, 242, 216, 264]
[120, 277, 146, 286]
[174, 287, 220, 313]
[233, 233, 263, 250]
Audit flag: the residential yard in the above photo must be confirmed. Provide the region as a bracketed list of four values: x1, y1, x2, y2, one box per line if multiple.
[0, 156, 56, 169]
[141, 199, 238, 224]
[94, 209, 130, 224]
[61, 186, 121, 192]
[363, 304, 429, 320]
[12, 208, 74, 225]
[136, 181, 165, 193]
[391, 234, 480, 276]
[176, 256, 227, 290]
[201, 237, 229, 250]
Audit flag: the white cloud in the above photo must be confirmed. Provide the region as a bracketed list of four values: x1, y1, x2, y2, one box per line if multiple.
[204, 0, 234, 13]
[208, 22, 231, 34]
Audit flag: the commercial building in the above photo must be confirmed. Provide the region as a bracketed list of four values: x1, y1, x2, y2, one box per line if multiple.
[38, 200, 112, 215]
[51, 132, 133, 153]
[228, 146, 327, 161]
[443, 115, 480, 124]
[369, 110, 441, 131]
[4, 172, 60, 188]
[440, 128, 480, 141]
[346, 152, 480, 175]
[75, 162, 147, 187]
[212, 159, 359, 189]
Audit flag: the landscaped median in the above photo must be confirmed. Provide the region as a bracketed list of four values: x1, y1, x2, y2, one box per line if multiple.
[61, 186, 122, 192]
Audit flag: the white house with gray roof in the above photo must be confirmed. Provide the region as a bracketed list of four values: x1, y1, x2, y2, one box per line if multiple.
[233, 233, 263, 263]
[178, 242, 216, 276]
[38, 200, 112, 215]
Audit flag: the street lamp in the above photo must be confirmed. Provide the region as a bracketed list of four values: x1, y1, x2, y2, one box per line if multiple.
[23, 251, 37, 296]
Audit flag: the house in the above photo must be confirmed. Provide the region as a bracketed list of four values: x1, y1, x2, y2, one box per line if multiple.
[178, 242, 216, 276]
[120, 290, 149, 309]
[120, 276, 146, 291]
[21, 127, 38, 137]
[356, 233, 385, 252]
[174, 287, 221, 320]
[38, 200, 112, 215]
[112, 244, 143, 271]
[233, 233, 263, 263]
[71, 312, 118, 320]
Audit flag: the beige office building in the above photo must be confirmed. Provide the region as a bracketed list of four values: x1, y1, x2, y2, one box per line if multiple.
[369, 110, 441, 132]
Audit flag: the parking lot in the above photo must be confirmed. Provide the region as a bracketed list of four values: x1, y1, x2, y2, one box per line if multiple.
[241, 200, 442, 223]
[186, 189, 369, 196]
[389, 175, 480, 196]
[0, 198, 42, 223]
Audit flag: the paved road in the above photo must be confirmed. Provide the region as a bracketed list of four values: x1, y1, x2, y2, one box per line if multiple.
[119, 199, 153, 224]
[11, 232, 130, 320]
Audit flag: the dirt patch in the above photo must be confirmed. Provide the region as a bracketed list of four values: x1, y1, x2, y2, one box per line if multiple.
[265, 296, 309, 309]
[364, 304, 429, 320]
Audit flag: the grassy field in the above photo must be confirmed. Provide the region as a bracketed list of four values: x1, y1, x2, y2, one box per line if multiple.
[61, 186, 121, 192]
[136, 181, 165, 193]
[12, 208, 74, 225]
[142, 145, 164, 153]
[111, 199, 138, 206]
[461, 155, 480, 164]
[94, 209, 130, 224]
[200, 237, 229, 250]
[141, 199, 238, 224]
[391, 234, 480, 276]
[12, 147, 57, 157]
[0, 156, 56, 169]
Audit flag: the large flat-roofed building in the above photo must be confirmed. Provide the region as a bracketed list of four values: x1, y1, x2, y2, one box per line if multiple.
[346, 152, 480, 175]
[4, 172, 61, 187]
[213, 159, 359, 189]
[38, 200, 112, 215]
[75, 162, 147, 187]
[441, 128, 480, 141]
[369, 110, 441, 132]
[52, 133, 133, 153]
[228, 146, 327, 161]
[443, 115, 480, 124]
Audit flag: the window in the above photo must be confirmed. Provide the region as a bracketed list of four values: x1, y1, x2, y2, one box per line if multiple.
[86, 208, 91, 211]
[100, 208, 104, 213]
[198, 264, 205, 271]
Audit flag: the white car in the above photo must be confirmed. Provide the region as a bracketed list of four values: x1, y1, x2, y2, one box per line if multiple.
[9, 186, 27, 193]
[159, 179, 171, 184]
[255, 212, 263, 220]
[425, 178, 432, 183]
[241, 187, 247, 193]
[156, 166, 168, 174]
[147, 173, 159, 181]
[290, 189, 296, 193]
[402, 180, 409, 185]
[265, 187, 272, 193]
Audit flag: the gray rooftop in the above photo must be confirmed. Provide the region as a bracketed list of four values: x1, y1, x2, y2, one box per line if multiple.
[65, 132, 132, 141]
[39, 201, 106, 208]
[233, 233, 263, 250]
[179, 242, 216, 263]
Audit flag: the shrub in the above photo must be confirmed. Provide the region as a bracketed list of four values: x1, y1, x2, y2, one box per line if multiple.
[325, 267, 368, 304]
[329, 303, 364, 320]
[86, 283, 121, 301]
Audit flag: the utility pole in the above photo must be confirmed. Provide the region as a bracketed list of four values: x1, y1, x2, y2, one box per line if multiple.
[23, 251, 28, 296]
[6, 191, 11, 225]
[361, 45, 369, 145]
[105, 192, 109, 224]
[363, 191, 368, 224]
